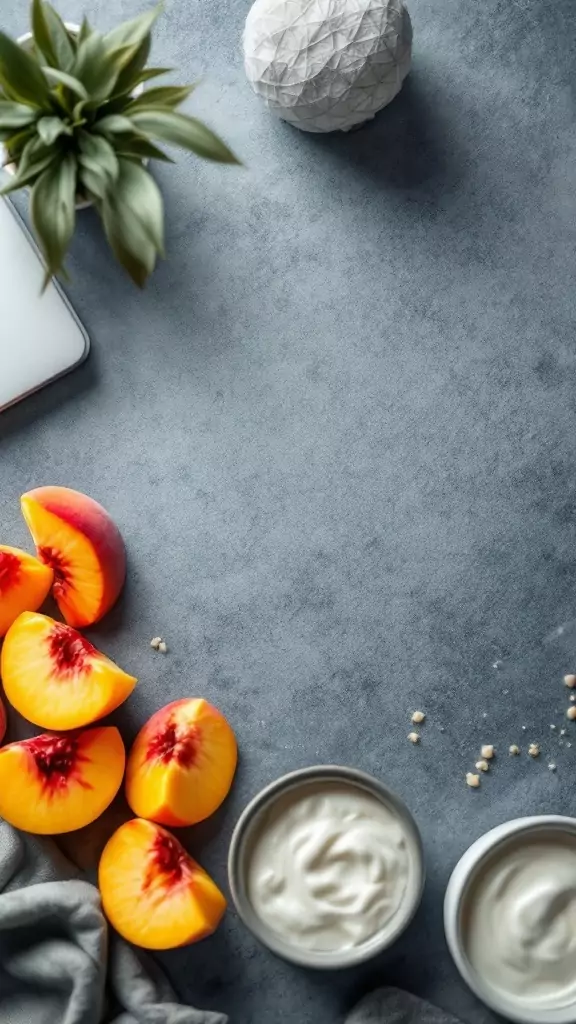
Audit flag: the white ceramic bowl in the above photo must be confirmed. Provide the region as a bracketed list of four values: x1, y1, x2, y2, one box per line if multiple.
[444, 815, 576, 1024]
[228, 765, 425, 969]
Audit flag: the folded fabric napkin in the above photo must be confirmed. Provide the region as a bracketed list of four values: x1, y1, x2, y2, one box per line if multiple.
[0, 819, 227, 1024]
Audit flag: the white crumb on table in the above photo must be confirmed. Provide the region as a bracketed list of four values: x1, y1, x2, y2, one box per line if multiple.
[564, 674, 576, 688]
[411, 710, 426, 724]
[481, 744, 495, 759]
[528, 743, 540, 758]
[509, 744, 520, 755]
[548, 763, 557, 772]
[466, 773, 480, 788]
[475, 759, 489, 772]
[567, 707, 576, 720]
[408, 732, 420, 744]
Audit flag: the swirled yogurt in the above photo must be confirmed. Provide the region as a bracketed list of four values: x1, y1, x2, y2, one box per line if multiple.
[246, 782, 417, 951]
[465, 832, 576, 1008]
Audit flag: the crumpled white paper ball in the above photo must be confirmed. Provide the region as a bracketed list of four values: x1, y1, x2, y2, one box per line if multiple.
[243, 0, 412, 133]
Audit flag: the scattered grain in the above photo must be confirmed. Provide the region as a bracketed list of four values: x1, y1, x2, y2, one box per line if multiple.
[481, 744, 495, 760]
[466, 773, 480, 788]
[567, 705, 576, 720]
[158, 641, 168, 654]
[476, 759, 489, 772]
[411, 711, 426, 725]
[564, 674, 576, 688]
[408, 732, 420, 744]
[150, 637, 162, 650]
[548, 763, 557, 772]
[528, 743, 540, 758]
[509, 744, 520, 755]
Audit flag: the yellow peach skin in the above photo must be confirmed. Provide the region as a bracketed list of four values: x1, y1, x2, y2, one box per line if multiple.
[0, 544, 53, 637]
[0, 726, 125, 834]
[21, 487, 126, 628]
[99, 818, 227, 949]
[1, 611, 137, 730]
[0, 696, 5, 745]
[126, 699, 237, 826]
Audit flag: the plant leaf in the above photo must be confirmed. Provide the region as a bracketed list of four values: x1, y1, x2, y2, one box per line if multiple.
[30, 152, 76, 284]
[78, 162, 108, 200]
[109, 35, 151, 99]
[36, 114, 72, 144]
[133, 66, 172, 85]
[129, 110, 239, 163]
[32, 0, 58, 67]
[99, 194, 156, 287]
[77, 17, 92, 47]
[104, 6, 161, 56]
[73, 32, 133, 103]
[1, 137, 57, 194]
[42, 67, 89, 99]
[112, 157, 164, 254]
[0, 30, 52, 107]
[78, 130, 119, 183]
[2, 125, 35, 162]
[113, 133, 173, 163]
[0, 101, 37, 129]
[43, 3, 76, 70]
[125, 84, 195, 112]
[93, 114, 135, 135]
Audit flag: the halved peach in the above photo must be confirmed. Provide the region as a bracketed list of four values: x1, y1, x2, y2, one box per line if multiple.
[21, 486, 126, 628]
[0, 545, 53, 637]
[1, 611, 137, 730]
[0, 726, 125, 834]
[126, 699, 237, 826]
[99, 818, 227, 949]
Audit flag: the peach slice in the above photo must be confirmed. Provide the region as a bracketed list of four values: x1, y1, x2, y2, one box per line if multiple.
[126, 699, 237, 826]
[99, 818, 227, 949]
[0, 726, 125, 834]
[0, 544, 53, 637]
[20, 486, 126, 628]
[1, 611, 137, 730]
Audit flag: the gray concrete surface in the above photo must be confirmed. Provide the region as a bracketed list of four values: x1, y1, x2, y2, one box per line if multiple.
[0, 0, 575, 1021]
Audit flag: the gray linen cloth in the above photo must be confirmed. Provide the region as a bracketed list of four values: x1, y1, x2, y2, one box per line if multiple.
[0, 819, 227, 1024]
[0, 819, 462, 1024]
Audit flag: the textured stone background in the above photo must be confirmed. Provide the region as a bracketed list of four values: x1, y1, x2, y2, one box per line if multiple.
[0, 0, 575, 1022]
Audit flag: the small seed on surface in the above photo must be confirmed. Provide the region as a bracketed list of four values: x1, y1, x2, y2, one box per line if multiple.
[564, 674, 576, 688]
[550, 724, 557, 730]
[528, 743, 540, 758]
[548, 763, 557, 772]
[481, 744, 495, 760]
[411, 710, 426, 724]
[509, 744, 520, 755]
[150, 637, 162, 650]
[158, 641, 168, 654]
[560, 729, 567, 736]
[522, 725, 527, 731]
[476, 759, 489, 772]
[466, 773, 480, 788]
[408, 732, 420, 744]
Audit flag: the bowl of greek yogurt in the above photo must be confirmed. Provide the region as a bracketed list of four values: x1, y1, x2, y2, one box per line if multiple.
[228, 765, 425, 968]
[444, 816, 576, 1024]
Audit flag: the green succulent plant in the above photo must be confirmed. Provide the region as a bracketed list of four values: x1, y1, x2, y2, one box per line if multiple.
[0, 1, 238, 286]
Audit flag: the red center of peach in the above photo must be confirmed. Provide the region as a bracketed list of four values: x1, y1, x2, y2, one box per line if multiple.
[144, 831, 190, 892]
[48, 624, 96, 674]
[146, 721, 197, 768]
[27, 735, 91, 795]
[38, 546, 71, 597]
[0, 551, 21, 594]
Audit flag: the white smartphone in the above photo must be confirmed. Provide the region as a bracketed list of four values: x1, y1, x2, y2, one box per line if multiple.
[0, 196, 89, 412]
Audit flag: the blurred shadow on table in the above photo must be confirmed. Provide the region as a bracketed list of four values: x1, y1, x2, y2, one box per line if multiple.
[305, 72, 462, 201]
